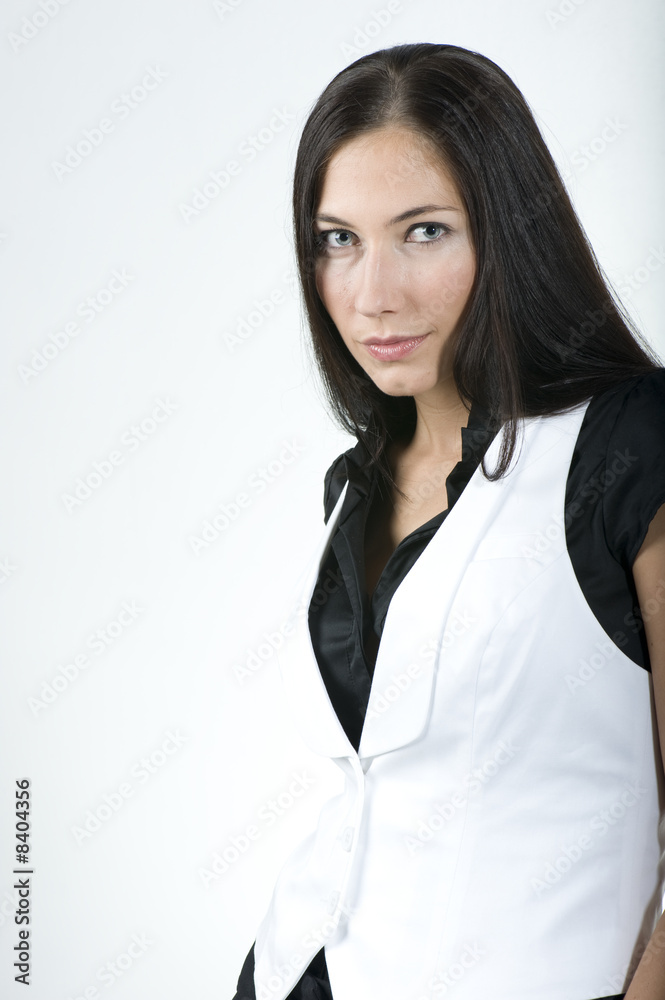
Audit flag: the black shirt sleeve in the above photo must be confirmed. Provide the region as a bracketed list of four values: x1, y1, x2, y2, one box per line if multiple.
[601, 368, 665, 568]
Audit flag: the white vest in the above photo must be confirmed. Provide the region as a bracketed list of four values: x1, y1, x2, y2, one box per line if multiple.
[253, 402, 664, 1000]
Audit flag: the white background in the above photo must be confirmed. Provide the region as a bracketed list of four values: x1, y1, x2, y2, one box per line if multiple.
[0, 0, 663, 997]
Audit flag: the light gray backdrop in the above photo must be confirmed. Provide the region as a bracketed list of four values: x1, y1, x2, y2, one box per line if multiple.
[1, 0, 663, 996]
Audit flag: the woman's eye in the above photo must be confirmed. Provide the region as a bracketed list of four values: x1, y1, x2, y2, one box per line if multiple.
[318, 229, 357, 249]
[408, 223, 449, 243]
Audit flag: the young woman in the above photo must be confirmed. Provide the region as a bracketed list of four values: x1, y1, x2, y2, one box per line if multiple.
[233, 43, 665, 1000]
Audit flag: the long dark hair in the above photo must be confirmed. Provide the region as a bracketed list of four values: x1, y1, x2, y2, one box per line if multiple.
[292, 43, 660, 485]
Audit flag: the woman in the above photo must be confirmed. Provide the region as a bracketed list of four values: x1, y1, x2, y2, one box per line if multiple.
[233, 43, 665, 1000]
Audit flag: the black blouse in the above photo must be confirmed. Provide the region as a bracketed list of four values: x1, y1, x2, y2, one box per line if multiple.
[308, 398, 498, 751]
[233, 369, 665, 1000]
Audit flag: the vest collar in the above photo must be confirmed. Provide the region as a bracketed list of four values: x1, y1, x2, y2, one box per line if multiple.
[277, 408, 585, 761]
[335, 399, 498, 528]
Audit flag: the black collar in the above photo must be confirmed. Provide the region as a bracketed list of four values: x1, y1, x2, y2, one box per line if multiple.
[337, 399, 499, 523]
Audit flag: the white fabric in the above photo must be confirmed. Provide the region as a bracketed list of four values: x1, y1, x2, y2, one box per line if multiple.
[253, 403, 664, 1000]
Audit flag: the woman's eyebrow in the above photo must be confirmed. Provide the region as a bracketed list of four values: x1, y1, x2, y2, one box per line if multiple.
[389, 204, 461, 224]
[313, 204, 461, 228]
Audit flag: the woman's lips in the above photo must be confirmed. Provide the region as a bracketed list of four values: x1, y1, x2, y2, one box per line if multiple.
[363, 334, 429, 360]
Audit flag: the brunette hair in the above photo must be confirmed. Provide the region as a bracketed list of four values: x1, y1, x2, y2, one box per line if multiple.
[292, 42, 660, 485]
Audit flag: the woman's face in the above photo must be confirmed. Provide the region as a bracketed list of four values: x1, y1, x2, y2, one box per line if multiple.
[314, 128, 475, 402]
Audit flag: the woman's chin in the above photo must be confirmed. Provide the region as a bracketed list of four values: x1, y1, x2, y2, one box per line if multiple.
[369, 370, 438, 399]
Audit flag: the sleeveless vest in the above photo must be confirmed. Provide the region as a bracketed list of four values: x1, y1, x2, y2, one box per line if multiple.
[252, 402, 664, 1000]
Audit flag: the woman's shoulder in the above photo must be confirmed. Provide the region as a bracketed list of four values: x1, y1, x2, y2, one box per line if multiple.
[576, 367, 665, 459]
[571, 367, 665, 567]
[587, 366, 665, 412]
[592, 367, 665, 402]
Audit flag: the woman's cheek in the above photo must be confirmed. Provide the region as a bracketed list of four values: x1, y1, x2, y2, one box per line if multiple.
[431, 260, 475, 310]
[318, 268, 353, 319]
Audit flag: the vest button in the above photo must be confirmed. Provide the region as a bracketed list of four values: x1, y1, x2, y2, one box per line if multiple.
[341, 826, 354, 851]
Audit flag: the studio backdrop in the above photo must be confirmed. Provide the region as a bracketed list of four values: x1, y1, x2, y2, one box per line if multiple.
[0, 0, 663, 996]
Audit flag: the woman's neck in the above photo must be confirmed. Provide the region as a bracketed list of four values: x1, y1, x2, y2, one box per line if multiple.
[408, 380, 471, 460]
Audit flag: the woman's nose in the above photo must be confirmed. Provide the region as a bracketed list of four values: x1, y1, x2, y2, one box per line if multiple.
[353, 246, 405, 318]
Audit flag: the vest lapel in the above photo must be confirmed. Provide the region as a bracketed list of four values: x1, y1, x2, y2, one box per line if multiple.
[278, 411, 582, 762]
[277, 481, 356, 758]
[358, 406, 589, 758]
[357, 423, 516, 759]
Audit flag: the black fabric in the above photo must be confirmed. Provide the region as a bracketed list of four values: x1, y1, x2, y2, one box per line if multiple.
[314, 371, 665, 755]
[309, 398, 498, 750]
[233, 370, 665, 1000]
[232, 941, 255, 1000]
[232, 943, 332, 1000]
[565, 369, 665, 668]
